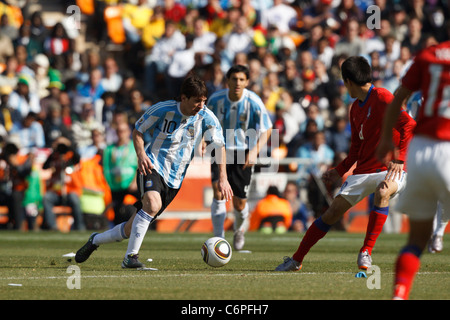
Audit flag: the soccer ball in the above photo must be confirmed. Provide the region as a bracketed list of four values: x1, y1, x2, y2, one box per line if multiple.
[201, 237, 232, 267]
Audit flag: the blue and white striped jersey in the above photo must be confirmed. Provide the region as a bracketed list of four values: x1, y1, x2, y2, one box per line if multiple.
[135, 100, 224, 189]
[207, 88, 272, 151]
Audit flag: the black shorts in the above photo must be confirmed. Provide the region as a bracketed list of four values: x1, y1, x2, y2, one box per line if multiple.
[134, 170, 179, 218]
[211, 150, 253, 199]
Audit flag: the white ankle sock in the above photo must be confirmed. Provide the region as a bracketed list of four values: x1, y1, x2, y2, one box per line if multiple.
[93, 222, 128, 245]
[125, 209, 153, 256]
[211, 198, 227, 238]
[234, 203, 249, 232]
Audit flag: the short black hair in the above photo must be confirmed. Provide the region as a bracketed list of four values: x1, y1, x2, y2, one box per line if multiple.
[226, 65, 250, 80]
[341, 56, 372, 86]
[180, 75, 208, 99]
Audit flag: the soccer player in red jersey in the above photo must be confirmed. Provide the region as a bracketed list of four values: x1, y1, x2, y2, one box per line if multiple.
[275, 56, 416, 272]
[377, 41, 450, 300]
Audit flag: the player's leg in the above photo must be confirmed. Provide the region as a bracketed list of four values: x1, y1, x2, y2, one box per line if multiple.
[358, 178, 401, 269]
[122, 190, 160, 268]
[211, 180, 227, 238]
[227, 159, 252, 251]
[275, 195, 352, 271]
[232, 196, 249, 250]
[210, 162, 228, 238]
[393, 218, 434, 300]
[429, 202, 448, 253]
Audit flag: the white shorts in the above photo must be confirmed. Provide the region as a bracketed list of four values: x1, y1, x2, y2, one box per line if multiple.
[397, 135, 450, 221]
[336, 170, 407, 207]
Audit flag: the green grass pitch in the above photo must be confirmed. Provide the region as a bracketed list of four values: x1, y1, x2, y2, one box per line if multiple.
[0, 230, 448, 301]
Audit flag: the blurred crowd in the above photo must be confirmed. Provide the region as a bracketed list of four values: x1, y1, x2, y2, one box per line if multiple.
[0, 0, 448, 231]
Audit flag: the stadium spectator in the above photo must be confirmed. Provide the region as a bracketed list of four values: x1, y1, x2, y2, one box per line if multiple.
[325, 116, 350, 155]
[0, 87, 21, 133]
[192, 17, 217, 66]
[205, 62, 226, 98]
[74, 68, 105, 115]
[249, 185, 293, 233]
[260, 0, 298, 35]
[121, 0, 153, 44]
[283, 181, 311, 232]
[8, 74, 40, 119]
[71, 102, 104, 157]
[401, 16, 424, 55]
[166, 34, 196, 97]
[103, 122, 138, 225]
[277, 90, 305, 146]
[0, 141, 34, 230]
[42, 137, 85, 231]
[141, 5, 165, 50]
[221, 15, 254, 72]
[43, 22, 72, 59]
[9, 111, 45, 152]
[143, 19, 186, 96]
[334, 18, 365, 57]
[42, 101, 73, 149]
[100, 56, 122, 93]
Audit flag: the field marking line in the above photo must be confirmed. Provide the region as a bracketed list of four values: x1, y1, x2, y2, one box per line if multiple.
[2, 271, 450, 282]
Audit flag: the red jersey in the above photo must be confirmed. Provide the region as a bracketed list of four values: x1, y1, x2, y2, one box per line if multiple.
[335, 86, 416, 176]
[401, 41, 450, 141]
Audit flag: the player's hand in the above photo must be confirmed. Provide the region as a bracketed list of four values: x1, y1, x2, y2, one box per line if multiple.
[322, 168, 340, 185]
[218, 178, 233, 201]
[137, 153, 154, 175]
[385, 160, 404, 182]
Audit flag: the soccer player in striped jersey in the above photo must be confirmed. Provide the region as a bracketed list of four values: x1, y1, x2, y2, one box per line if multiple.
[207, 65, 272, 250]
[377, 40, 450, 300]
[275, 56, 416, 272]
[75, 76, 233, 268]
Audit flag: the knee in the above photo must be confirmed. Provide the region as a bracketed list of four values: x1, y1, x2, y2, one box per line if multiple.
[374, 185, 391, 203]
[233, 198, 247, 212]
[141, 192, 162, 216]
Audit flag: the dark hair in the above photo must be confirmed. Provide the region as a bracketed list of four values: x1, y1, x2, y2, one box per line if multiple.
[226, 65, 250, 80]
[180, 75, 208, 99]
[341, 56, 372, 86]
[267, 185, 280, 197]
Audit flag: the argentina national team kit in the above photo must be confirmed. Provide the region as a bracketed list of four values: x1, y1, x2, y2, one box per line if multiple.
[134, 100, 225, 209]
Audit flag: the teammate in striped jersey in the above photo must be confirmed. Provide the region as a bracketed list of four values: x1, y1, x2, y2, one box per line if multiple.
[207, 65, 273, 250]
[377, 40, 450, 300]
[75, 76, 233, 268]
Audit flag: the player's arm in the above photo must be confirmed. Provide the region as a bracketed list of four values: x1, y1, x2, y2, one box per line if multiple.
[385, 103, 416, 181]
[376, 85, 412, 165]
[132, 128, 154, 175]
[216, 145, 233, 201]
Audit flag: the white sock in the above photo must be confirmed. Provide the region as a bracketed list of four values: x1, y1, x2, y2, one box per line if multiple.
[125, 209, 153, 257]
[93, 222, 128, 245]
[211, 198, 227, 238]
[234, 203, 249, 233]
[434, 204, 449, 237]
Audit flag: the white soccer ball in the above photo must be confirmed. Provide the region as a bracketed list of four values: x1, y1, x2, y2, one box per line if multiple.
[201, 237, 232, 268]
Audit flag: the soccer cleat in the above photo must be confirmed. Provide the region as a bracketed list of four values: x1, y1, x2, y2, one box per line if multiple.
[428, 235, 443, 253]
[233, 230, 245, 251]
[75, 233, 99, 263]
[275, 256, 302, 272]
[122, 254, 145, 269]
[357, 249, 372, 270]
